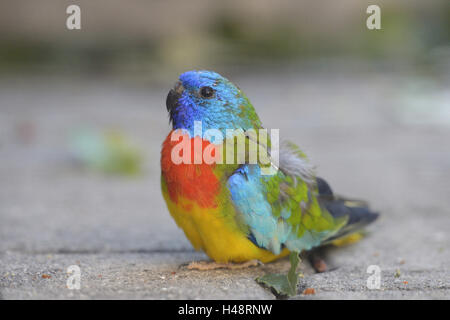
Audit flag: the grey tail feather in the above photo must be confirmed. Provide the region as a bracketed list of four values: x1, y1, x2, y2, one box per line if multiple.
[316, 177, 379, 243]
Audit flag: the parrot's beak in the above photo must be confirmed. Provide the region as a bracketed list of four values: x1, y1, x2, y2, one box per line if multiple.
[166, 81, 184, 112]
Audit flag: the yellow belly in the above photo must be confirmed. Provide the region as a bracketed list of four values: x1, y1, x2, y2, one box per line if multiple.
[163, 193, 288, 263]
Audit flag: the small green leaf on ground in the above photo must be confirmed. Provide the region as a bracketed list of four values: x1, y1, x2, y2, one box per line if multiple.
[256, 251, 301, 296]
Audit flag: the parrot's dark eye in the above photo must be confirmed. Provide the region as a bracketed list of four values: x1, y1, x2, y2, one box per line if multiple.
[199, 86, 215, 98]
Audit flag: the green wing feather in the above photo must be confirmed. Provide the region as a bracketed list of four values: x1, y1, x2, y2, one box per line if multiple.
[227, 140, 348, 255]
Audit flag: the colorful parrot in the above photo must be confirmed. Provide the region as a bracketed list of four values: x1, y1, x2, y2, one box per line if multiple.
[161, 70, 378, 295]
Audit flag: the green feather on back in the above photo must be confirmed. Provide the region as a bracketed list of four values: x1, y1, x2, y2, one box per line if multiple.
[227, 139, 348, 255]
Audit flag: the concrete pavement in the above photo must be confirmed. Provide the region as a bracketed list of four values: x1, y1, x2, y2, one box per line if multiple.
[0, 70, 449, 299]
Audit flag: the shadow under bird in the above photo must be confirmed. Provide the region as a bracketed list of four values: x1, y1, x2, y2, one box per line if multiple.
[160, 70, 378, 296]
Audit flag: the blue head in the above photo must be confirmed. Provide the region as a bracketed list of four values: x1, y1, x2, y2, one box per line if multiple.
[166, 70, 261, 137]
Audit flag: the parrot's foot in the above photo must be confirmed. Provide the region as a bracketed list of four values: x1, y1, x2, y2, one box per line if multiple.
[306, 248, 330, 273]
[309, 255, 328, 273]
[186, 259, 262, 270]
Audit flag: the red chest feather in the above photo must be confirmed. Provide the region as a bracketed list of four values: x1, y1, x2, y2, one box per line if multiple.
[161, 131, 220, 208]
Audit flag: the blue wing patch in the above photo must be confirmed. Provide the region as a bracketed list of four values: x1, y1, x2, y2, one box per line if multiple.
[227, 164, 334, 254]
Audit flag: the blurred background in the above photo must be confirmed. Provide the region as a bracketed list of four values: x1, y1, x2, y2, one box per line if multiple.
[1, 0, 449, 78]
[0, 0, 449, 299]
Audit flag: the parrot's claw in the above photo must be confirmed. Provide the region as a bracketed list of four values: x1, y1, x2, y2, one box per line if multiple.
[185, 259, 262, 270]
[306, 248, 330, 273]
[311, 257, 328, 273]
